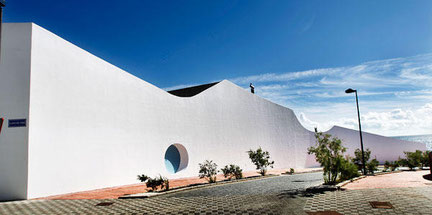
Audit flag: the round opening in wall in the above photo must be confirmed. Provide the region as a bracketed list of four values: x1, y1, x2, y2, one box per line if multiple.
[164, 143, 189, 174]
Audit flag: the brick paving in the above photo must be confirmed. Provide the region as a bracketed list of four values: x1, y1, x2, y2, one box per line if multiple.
[343, 170, 431, 190]
[1, 171, 432, 214]
[304, 187, 432, 214]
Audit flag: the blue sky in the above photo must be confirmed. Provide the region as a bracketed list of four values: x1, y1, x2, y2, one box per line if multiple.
[4, 0, 432, 136]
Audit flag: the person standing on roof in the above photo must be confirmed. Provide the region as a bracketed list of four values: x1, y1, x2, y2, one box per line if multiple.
[250, 83, 255, 94]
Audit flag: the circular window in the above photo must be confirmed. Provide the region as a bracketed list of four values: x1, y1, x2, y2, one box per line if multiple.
[164, 144, 189, 174]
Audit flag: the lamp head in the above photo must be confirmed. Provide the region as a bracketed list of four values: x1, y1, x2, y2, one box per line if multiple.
[345, 88, 356, 94]
[0, 0, 5, 7]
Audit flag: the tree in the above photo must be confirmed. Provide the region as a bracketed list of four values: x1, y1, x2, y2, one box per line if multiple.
[400, 150, 422, 170]
[221, 164, 243, 180]
[421, 150, 431, 168]
[339, 157, 360, 181]
[247, 147, 274, 176]
[367, 158, 379, 174]
[308, 131, 346, 185]
[199, 160, 218, 183]
[352, 148, 371, 172]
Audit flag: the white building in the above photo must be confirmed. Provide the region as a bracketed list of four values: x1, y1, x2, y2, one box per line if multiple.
[0, 23, 426, 200]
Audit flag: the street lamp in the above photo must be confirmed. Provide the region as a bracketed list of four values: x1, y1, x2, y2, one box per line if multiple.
[0, 0, 5, 61]
[345, 88, 367, 175]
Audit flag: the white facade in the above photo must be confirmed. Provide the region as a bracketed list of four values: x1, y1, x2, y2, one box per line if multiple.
[0, 23, 426, 200]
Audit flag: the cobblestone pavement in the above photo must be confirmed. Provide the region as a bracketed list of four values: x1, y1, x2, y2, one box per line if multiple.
[1, 172, 431, 214]
[304, 187, 432, 215]
[0, 173, 323, 215]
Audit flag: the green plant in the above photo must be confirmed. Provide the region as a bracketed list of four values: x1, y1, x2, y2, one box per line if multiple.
[384, 161, 390, 172]
[367, 158, 379, 174]
[390, 160, 399, 171]
[247, 147, 274, 176]
[400, 150, 422, 170]
[421, 150, 431, 168]
[352, 148, 371, 172]
[339, 158, 360, 182]
[308, 131, 346, 185]
[199, 160, 218, 183]
[141, 175, 169, 191]
[289, 168, 295, 174]
[221, 164, 243, 180]
[137, 174, 149, 182]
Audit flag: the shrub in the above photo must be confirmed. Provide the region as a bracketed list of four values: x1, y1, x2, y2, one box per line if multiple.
[199, 160, 218, 183]
[308, 131, 346, 185]
[367, 158, 379, 174]
[352, 148, 371, 172]
[289, 168, 295, 174]
[221, 164, 243, 180]
[400, 150, 422, 170]
[247, 147, 274, 176]
[339, 158, 360, 182]
[384, 160, 399, 172]
[390, 160, 399, 171]
[143, 175, 169, 191]
[137, 174, 149, 182]
[421, 150, 431, 168]
[384, 161, 390, 172]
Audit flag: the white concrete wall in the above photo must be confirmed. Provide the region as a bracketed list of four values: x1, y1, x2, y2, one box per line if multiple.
[26, 23, 317, 198]
[0, 23, 427, 200]
[326, 126, 427, 163]
[0, 23, 32, 200]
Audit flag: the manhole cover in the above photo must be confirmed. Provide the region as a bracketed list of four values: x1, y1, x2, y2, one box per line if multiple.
[307, 211, 342, 215]
[369, 201, 393, 209]
[96, 202, 114, 206]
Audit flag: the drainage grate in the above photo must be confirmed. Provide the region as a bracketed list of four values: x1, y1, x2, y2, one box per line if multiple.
[369, 201, 393, 209]
[96, 202, 114, 206]
[292, 180, 305, 182]
[307, 211, 342, 215]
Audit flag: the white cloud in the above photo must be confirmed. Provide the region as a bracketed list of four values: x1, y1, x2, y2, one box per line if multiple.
[298, 103, 432, 136]
[163, 53, 432, 136]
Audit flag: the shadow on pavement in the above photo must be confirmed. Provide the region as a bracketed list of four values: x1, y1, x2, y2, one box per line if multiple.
[277, 185, 341, 199]
[422, 174, 432, 181]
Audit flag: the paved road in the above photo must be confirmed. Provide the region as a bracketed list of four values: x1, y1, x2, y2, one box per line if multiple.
[166, 172, 323, 197]
[0, 172, 324, 215]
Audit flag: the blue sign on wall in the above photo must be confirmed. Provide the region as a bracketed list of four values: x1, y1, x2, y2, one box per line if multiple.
[8, 119, 27, 128]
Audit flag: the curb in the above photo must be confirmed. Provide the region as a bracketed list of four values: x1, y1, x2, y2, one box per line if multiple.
[336, 170, 402, 188]
[119, 174, 277, 199]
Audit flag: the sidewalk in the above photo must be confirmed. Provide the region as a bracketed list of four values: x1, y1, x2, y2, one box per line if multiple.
[343, 170, 431, 190]
[35, 167, 322, 200]
[304, 170, 432, 214]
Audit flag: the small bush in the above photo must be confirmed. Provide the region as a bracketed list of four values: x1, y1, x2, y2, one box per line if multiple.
[400, 150, 422, 170]
[137, 174, 149, 182]
[384, 160, 399, 172]
[352, 148, 371, 172]
[247, 147, 274, 176]
[421, 150, 431, 168]
[199, 160, 218, 183]
[384, 161, 390, 172]
[289, 168, 295, 174]
[221, 164, 243, 180]
[367, 158, 379, 174]
[339, 158, 360, 182]
[138, 174, 169, 191]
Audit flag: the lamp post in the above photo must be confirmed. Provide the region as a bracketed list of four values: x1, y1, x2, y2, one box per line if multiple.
[0, 0, 5, 61]
[345, 88, 367, 175]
